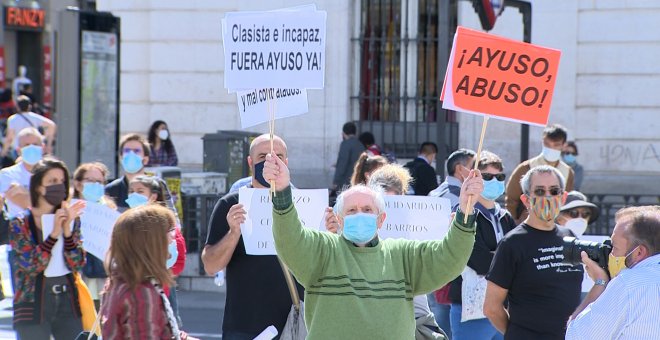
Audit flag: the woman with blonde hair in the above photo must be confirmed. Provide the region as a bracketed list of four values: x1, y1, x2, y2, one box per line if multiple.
[100, 204, 195, 339]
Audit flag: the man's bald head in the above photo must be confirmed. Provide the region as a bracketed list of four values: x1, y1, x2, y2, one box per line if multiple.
[248, 134, 288, 188]
[249, 134, 287, 159]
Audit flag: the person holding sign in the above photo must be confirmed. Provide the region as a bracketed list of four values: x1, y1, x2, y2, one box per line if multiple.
[202, 134, 303, 339]
[505, 124, 574, 224]
[484, 166, 583, 340]
[264, 151, 483, 339]
[447, 151, 516, 340]
[8, 157, 87, 339]
[72, 162, 117, 309]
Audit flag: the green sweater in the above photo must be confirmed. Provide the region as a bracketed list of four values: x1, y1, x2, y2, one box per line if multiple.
[272, 186, 476, 339]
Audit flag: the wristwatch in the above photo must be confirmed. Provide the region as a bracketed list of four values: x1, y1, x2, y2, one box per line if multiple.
[594, 279, 608, 287]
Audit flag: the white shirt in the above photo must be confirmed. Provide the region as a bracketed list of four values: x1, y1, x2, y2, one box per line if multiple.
[0, 162, 32, 218]
[7, 112, 50, 149]
[566, 254, 660, 340]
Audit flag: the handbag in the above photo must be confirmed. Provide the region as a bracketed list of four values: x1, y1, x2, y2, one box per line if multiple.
[74, 272, 101, 336]
[460, 267, 488, 322]
[277, 258, 307, 340]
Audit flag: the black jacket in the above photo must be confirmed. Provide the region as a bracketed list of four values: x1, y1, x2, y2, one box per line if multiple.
[404, 157, 438, 196]
[449, 203, 516, 303]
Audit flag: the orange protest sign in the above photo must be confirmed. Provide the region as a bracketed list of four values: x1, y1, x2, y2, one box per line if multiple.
[441, 26, 561, 126]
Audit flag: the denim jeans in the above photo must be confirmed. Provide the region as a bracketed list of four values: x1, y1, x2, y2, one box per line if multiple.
[427, 293, 452, 339]
[450, 303, 503, 340]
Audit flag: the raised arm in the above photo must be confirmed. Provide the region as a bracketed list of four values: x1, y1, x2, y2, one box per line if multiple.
[201, 199, 244, 275]
[265, 153, 333, 287]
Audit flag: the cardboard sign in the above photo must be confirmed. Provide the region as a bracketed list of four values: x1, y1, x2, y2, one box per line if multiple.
[222, 10, 327, 90]
[441, 26, 561, 126]
[379, 196, 452, 240]
[236, 88, 309, 128]
[239, 187, 328, 255]
[79, 201, 120, 260]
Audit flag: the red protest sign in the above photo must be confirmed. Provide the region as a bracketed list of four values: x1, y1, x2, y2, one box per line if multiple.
[441, 26, 561, 126]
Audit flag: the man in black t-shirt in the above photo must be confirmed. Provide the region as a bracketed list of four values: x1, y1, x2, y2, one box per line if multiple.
[202, 134, 303, 339]
[484, 165, 583, 340]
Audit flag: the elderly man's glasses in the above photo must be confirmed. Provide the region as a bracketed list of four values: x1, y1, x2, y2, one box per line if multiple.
[532, 187, 563, 197]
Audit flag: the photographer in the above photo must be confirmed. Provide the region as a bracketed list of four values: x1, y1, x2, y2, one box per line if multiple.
[566, 206, 660, 339]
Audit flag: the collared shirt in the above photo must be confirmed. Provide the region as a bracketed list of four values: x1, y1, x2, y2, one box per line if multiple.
[566, 254, 660, 340]
[429, 176, 462, 210]
[0, 162, 31, 218]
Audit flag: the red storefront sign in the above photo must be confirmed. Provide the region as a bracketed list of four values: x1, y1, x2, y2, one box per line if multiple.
[42, 45, 52, 113]
[4, 7, 45, 30]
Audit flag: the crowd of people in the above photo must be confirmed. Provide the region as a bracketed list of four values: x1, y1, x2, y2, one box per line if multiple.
[202, 123, 657, 340]
[0, 98, 657, 340]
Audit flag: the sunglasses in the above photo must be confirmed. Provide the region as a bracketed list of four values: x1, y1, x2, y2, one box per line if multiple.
[568, 209, 591, 219]
[482, 173, 506, 181]
[532, 187, 563, 197]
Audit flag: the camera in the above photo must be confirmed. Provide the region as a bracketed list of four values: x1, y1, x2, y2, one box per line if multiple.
[562, 236, 612, 271]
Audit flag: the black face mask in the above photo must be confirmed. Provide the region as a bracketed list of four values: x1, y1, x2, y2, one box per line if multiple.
[253, 161, 270, 188]
[44, 183, 67, 206]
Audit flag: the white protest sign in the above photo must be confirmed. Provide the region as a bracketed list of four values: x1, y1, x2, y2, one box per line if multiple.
[223, 10, 327, 89]
[41, 214, 72, 277]
[239, 187, 328, 255]
[79, 201, 120, 260]
[236, 88, 308, 128]
[579, 235, 611, 293]
[379, 196, 452, 240]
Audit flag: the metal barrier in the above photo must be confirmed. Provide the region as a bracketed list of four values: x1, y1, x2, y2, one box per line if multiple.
[585, 194, 660, 236]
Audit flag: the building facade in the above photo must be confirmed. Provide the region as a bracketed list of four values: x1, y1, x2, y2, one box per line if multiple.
[95, 0, 660, 193]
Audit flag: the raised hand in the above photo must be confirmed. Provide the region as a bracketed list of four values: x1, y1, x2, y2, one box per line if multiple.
[459, 169, 484, 215]
[262, 153, 290, 192]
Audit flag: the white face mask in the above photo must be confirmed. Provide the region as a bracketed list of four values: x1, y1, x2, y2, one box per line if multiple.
[541, 145, 562, 162]
[158, 129, 169, 140]
[564, 218, 588, 237]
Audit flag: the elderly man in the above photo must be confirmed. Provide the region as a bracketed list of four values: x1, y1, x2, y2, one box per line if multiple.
[263, 152, 483, 339]
[566, 206, 660, 339]
[484, 165, 583, 340]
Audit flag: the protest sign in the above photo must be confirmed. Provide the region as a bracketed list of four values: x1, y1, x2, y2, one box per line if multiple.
[378, 195, 452, 240]
[222, 10, 327, 90]
[41, 214, 70, 277]
[578, 235, 611, 293]
[239, 187, 328, 255]
[79, 201, 120, 260]
[441, 26, 561, 126]
[236, 88, 308, 128]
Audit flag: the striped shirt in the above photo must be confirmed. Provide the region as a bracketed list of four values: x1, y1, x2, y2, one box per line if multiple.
[566, 254, 660, 340]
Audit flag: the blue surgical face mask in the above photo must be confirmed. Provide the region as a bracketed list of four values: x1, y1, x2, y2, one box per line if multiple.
[21, 145, 43, 165]
[125, 192, 149, 208]
[563, 154, 576, 165]
[121, 152, 144, 174]
[253, 160, 270, 188]
[342, 213, 378, 244]
[166, 240, 178, 269]
[481, 178, 505, 201]
[82, 182, 105, 202]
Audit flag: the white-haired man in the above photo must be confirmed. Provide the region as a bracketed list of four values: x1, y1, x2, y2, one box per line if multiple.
[263, 152, 484, 339]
